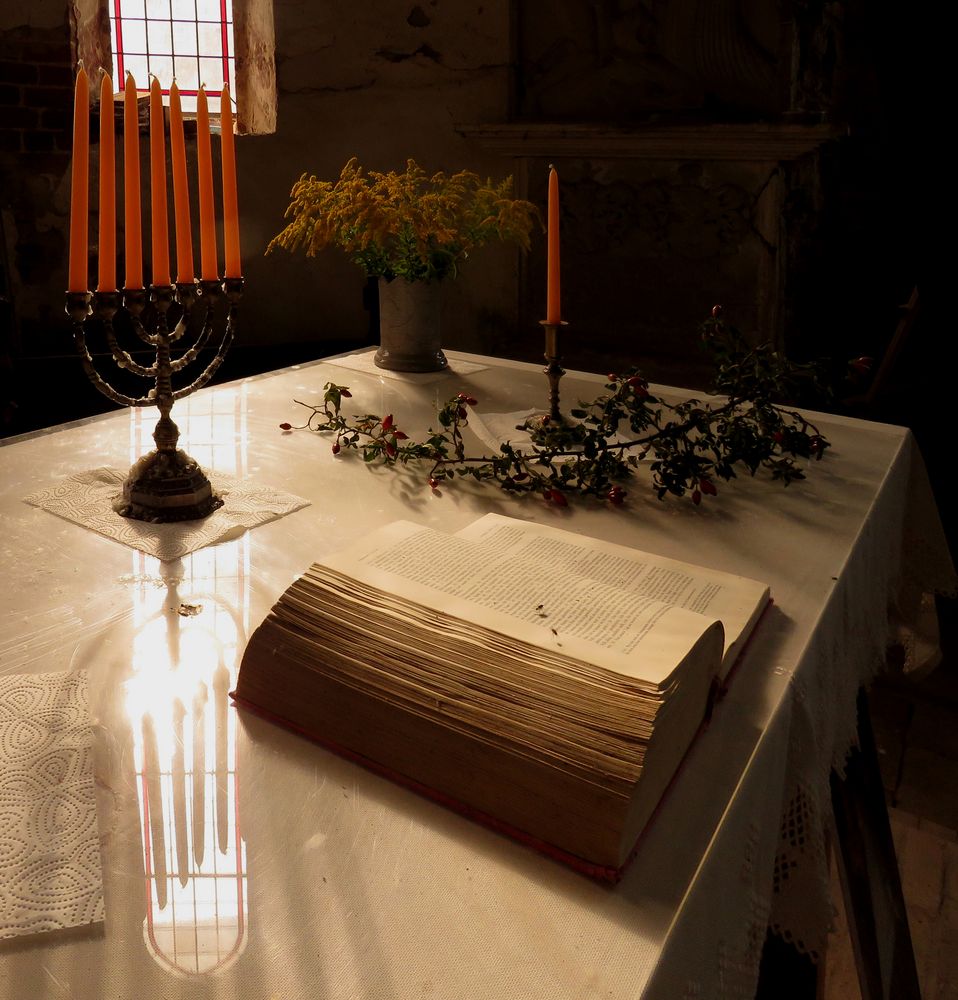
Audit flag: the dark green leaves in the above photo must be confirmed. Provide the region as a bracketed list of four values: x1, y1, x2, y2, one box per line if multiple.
[283, 313, 833, 508]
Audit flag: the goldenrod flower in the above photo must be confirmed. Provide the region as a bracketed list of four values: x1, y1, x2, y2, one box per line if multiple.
[267, 158, 541, 282]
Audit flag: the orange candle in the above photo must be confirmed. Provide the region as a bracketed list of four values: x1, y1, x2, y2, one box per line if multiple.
[149, 76, 171, 286]
[196, 86, 218, 280]
[96, 72, 116, 292]
[546, 165, 561, 325]
[68, 64, 90, 293]
[220, 83, 241, 278]
[168, 81, 194, 283]
[123, 73, 143, 289]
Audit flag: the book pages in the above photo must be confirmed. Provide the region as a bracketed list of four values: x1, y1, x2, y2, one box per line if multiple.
[457, 514, 770, 675]
[322, 519, 721, 688]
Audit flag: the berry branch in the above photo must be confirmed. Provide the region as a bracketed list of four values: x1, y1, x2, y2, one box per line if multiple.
[280, 310, 836, 507]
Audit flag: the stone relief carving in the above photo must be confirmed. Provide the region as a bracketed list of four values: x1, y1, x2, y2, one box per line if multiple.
[561, 174, 753, 259]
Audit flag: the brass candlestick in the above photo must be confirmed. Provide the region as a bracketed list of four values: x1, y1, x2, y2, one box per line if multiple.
[541, 320, 568, 422]
[66, 277, 243, 522]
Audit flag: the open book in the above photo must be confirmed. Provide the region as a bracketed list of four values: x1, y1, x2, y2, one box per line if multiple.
[233, 513, 770, 880]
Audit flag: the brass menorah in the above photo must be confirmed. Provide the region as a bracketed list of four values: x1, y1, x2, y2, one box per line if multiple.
[65, 278, 242, 523]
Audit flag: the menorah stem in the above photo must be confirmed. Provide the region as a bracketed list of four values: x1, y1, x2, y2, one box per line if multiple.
[152, 286, 179, 452]
[117, 283, 223, 523]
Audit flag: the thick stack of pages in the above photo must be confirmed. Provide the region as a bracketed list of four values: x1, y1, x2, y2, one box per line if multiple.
[233, 514, 769, 879]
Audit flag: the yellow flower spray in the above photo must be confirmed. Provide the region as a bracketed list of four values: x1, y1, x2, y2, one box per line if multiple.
[268, 158, 540, 282]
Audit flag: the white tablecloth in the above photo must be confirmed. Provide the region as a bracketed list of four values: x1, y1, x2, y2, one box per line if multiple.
[0, 351, 952, 999]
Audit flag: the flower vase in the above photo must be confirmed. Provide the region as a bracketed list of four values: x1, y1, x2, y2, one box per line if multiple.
[374, 277, 447, 373]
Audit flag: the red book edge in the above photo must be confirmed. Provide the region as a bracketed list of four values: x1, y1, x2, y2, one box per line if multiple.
[229, 597, 773, 884]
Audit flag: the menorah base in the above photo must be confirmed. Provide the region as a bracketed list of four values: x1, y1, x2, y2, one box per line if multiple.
[114, 448, 224, 523]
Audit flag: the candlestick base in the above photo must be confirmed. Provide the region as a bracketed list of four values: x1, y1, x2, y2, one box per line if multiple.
[115, 447, 224, 523]
[540, 320, 568, 422]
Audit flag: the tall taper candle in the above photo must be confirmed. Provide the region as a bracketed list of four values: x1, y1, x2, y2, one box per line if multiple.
[546, 165, 561, 325]
[168, 81, 194, 283]
[124, 73, 143, 289]
[149, 76, 171, 286]
[68, 64, 90, 293]
[196, 86, 218, 280]
[220, 83, 241, 278]
[96, 72, 117, 292]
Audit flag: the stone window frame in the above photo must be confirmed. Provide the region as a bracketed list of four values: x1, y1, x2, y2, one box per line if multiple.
[70, 0, 276, 135]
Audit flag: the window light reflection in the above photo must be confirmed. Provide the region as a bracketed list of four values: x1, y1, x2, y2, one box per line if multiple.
[124, 386, 250, 976]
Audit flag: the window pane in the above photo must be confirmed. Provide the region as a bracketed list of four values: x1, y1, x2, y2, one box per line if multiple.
[172, 21, 198, 55]
[175, 55, 200, 90]
[145, 0, 172, 17]
[179, 94, 198, 114]
[196, 0, 220, 21]
[122, 20, 148, 53]
[198, 56, 225, 89]
[112, 0, 235, 111]
[125, 54, 151, 86]
[150, 54, 175, 83]
[147, 20, 173, 55]
[196, 23, 222, 57]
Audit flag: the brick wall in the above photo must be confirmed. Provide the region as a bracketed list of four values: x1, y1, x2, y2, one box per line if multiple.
[0, 22, 78, 432]
[0, 24, 73, 156]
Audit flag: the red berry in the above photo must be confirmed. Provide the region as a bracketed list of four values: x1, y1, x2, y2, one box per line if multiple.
[850, 356, 874, 374]
[465, 396, 478, 406]
[548, 489, 568, 507]
[692, 489, 702, 505]
[699, 479, 717, 496]
[381, 414, 393, 431]
[279, 422, 292, 431]
[711, 304, 722, 318]
[428, 477, 439, 490]
[607, 373, 618, 382]
[607, 486, 625, 506]
[393, 430, 408, 440]
[331, 442, 340, 454]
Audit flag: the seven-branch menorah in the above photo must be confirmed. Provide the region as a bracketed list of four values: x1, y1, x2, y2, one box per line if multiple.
[66, 279, 242, 523]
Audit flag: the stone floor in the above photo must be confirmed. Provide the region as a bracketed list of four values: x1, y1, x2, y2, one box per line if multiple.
[823, 597, 958, 999]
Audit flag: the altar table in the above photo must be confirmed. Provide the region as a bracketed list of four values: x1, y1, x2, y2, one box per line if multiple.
[0, 350, 952, 1000]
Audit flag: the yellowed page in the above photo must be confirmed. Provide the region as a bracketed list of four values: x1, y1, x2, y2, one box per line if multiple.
[319, 520, 722, 688]
[457, 513, 769, 673]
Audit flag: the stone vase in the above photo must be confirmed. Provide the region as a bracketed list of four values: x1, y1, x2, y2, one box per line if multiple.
[374, 277, 448, 373]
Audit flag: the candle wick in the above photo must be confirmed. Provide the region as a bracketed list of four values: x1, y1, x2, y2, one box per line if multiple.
[548, 163, 555, 172]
